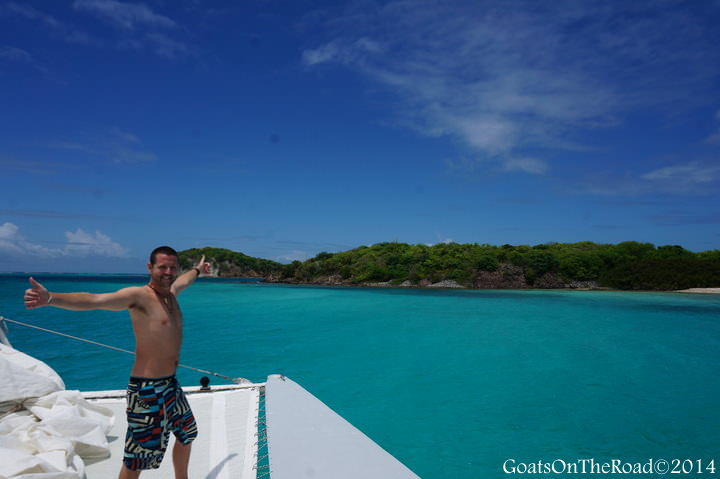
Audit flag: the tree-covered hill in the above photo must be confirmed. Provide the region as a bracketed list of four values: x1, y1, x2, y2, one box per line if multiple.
[180, 242, 720, 291]
[178, 247, 283, 278]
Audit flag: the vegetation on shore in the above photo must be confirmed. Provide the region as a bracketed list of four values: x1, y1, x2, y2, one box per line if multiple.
[180, 242, 720, 291]
[179, 247, 282, 278]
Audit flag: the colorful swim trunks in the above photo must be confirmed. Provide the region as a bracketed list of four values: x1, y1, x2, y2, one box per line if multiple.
[123, 375, 198, 470]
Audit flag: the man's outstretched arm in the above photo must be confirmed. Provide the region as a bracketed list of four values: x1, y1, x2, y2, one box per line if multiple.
[172, 255, 211, 296]
[24, 277, 138, 311]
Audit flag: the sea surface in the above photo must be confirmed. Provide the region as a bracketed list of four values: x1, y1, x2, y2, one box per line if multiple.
[1, 274, 719, 478]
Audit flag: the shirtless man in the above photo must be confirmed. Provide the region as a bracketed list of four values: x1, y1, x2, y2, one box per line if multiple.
[23, 246, 210, 479]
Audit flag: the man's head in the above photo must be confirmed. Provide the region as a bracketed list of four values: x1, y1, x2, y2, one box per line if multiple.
[148, 246, 179, 288]
[150, 246, 179, 264]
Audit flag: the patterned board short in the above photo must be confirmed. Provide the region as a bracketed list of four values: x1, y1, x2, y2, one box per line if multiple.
[123, 375, 198, 470]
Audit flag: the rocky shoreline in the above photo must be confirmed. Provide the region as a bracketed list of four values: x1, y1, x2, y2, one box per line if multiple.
[264, 266, 605, 290]
[265, 277, 720, 293]
[206, 268, 718, 293]
[268, 279, 607, 290]
[264, 264, 604, 290]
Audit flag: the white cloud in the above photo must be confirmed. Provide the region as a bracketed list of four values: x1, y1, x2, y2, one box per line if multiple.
[1, 222, 29, 254]
[0, 45, 49, 74]
[0, 222, 56, 256]
[3, 2, 61, 28]
[145, 32, 190, 58]
[276, 250, 309, 263]
[0, 222, 129, 258]
[706, 109, 720, 144]
[110, 127, 140, 144]
[64, 228, 129, 257]
[302, 42, 340, 66]
[51, 127, 157, 164]
[0, 223, 20, 239]
[0, 45, 32, 62]
[641, 162, 720, 186]
[72, 0, 176, 30]
[302, 1, 720, 175]
[302, 37, 382, 67]
[64, 30, 102, 46]
[588, 161, 720, 196]
[451, 115, 517, 155]
[2, 3, 102, 48]
[426, 235, 454, 247]
[69, 0, 190, 58]
[502, 157, 548, 175]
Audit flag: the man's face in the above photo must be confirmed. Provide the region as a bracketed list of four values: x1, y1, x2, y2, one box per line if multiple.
[148, 253, 179, 287]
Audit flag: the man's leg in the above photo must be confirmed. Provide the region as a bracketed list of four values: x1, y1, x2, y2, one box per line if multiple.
[171, 379, 196, 479]
[172, 440, 192, 479]
[118, 464, 142, 479]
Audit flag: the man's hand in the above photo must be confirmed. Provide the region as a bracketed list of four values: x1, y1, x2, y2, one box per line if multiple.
[24, 277, 51, 309]
[172, 255, 211, 295]
[196, 255, 211, 275]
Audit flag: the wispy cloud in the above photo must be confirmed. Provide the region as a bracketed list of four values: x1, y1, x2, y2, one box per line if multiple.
[1, 2, 102, 48]
[276, 250, 310, 263]
[0, 45, 31, 61]
[71, 0, 192, 58]
[3, 1, 190, 58]
[426, 235, 454, 246]
[51, 127, 157, 164]
[271, 239, 356, 262]
[648, 212, 720, 227]
[64, 30, 102, 46]
[72, 0, 176, 30]
[144, 32, 191, 58]
[0, 45, 49, 74]
[3, 2, 61, 28]
[0, 209, 104, 219]
[63, 228, 129, 257]
[0, 222, 129, 258]
[302, 0, 720, 175]
[706, 110, 720, 144]
[501, 157, 548, 175]
[578, 160, 720, 197]
[302, 42, 342, 66]
[0, 154, 88, 177]
[0, 222, 54, 256]
[109, 126, 139, 144]
[641, 162, 720, 190]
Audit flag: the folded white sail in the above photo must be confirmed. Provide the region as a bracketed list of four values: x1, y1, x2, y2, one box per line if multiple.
[0, 343, 113, 479]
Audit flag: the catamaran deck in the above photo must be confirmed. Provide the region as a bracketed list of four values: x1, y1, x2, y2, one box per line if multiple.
[83, 384, 262, 479]
[2, 317, 420, 479]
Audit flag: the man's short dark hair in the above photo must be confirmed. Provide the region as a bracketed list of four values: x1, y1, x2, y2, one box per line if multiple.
[150, 246, 179, 264]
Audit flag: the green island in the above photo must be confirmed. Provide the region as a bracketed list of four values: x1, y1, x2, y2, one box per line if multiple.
[179, 242, 720, 291]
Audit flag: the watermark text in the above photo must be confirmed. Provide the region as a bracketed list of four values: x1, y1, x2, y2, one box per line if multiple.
[503, 458, 716, 475]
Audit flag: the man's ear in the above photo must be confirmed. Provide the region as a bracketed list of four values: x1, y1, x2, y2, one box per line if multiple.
[147, 262, 153, 273]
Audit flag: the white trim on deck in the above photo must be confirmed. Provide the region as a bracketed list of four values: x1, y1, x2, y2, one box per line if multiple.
[265, 375, 421, 479]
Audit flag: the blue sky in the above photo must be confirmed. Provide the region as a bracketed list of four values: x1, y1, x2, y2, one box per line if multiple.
[2, 0, 720, 273]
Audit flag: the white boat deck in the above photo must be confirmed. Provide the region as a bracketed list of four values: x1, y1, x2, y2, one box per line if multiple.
[265, 375, 421, 479]
[1, 319, 421, 479]
[83, 384, 261, 479]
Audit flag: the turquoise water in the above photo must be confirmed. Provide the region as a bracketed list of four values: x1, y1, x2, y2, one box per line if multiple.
[2, 274, 719, 478]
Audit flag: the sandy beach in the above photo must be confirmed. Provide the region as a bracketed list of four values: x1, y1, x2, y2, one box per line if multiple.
[675, 288, 720, 294]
